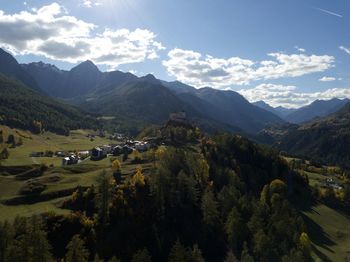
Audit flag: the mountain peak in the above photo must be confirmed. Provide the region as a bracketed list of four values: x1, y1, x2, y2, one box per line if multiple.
[140, 73, 160, 84]
[254, 100, 272, 107]
[72, 60, 100, 73]
[0, 47, 40, 91]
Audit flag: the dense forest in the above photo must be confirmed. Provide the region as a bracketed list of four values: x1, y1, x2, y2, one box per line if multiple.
[0, 74, 100, 135]
[0, 132, 312, 261]
[278, 102, 350, 167]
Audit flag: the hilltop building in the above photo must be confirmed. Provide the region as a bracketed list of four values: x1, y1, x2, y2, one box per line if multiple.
[169, 111, 187, 123]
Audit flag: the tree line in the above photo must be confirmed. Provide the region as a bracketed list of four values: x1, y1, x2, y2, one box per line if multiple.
[0, 133, 312, 261]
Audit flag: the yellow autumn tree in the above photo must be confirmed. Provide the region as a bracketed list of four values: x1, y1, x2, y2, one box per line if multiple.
[132, 150, 142, 164]
[111, 159, 121, 172]
[131, 166, 145, 187]
[155, 146, 166, 160]
[299, 232, 311, 254]
[269, 179, 287, 197]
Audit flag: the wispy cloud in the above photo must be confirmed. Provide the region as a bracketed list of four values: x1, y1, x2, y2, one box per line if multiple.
[294, 46, 306, 53]
[81, 0, 103, 8]
[340, 46, 350, 55]
[239, 83, 350, 108]
[319, 76, 336, 82]
[315, 8, 343, 18]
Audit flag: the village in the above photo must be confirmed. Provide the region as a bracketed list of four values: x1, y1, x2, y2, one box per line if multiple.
[29, 134, 159, 166]
[28, 111, 191, 166]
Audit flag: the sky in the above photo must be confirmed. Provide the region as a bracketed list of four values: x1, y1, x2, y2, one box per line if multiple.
[0, 0, 349, 108]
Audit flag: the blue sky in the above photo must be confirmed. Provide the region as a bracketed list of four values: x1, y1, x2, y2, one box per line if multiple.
[0, 0, 349, 108]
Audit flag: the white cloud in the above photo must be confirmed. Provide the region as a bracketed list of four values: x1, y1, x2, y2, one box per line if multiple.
[319, 76, 336, 82]
[238, 83, 350, 108]
[81, 0, 102, 8]
[0, 3, 164, 67]
[163, 48, 335, 88]
[340, 46, 350, 55]
[295, 46, 306, 52]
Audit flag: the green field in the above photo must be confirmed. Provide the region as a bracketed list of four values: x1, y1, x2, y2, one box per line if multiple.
[0, 197, 70, 221]
[0, 126, 154, 221]
[1, 126, 113, 166]
[304, 204, 350, 261]
[284, 157, 350, 261]
[0, 157, 152, 221]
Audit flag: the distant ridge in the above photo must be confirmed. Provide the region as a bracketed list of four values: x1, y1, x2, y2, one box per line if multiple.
[253, 101, 296, 118]
[278, 101, 350, 166]
[0, 48, 40, 91]
[0, 73, 99, 135]
[285, 98, 350, 124]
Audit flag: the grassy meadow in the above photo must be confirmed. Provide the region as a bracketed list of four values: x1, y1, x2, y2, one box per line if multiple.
[0, 126, 153, 221]
[0, 125, 114, 166]
[304, 204, 350, 262]
[284, 157, 350, 261]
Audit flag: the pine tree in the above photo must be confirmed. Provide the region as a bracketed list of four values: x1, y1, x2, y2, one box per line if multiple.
[0, 221, 12, 262]
[131, 248, 152, 262]
[225, 207, 244, 252]
[30, 216, 52, 262]
[240, 242, 254, 262]
[260, 184, 270, 205]
[190, 244, 205, 262]
[169, 239, 190, 262]
[201, 188, 219, 226]
[95, 170, 114, 225]
[65, 235, 89, 262]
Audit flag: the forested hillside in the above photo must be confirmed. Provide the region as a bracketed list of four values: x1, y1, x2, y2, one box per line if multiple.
[0, 74, 99, 135]
[278, 102, 350, 167]
[0, 131, 312, 261]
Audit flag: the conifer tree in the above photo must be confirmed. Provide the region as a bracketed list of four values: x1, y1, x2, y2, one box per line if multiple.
[65, 235, 89, 262]
[169, 240, 189, 262]
[95, 170, 114, 225]
[131, 248, 152, 262]
[201, 188, 219, 226]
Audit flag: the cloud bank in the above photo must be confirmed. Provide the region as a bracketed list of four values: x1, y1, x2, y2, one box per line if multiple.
[239, 83, 350, 108]
[163, 48, 334, 88]
[0, 3, 164, 68]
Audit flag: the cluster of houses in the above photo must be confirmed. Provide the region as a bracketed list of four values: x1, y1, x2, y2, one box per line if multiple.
[323, 178, 343, 190]
[29, 138, 157, 166]
[61, 140, 154, 165]
[89, 140, 154, 161]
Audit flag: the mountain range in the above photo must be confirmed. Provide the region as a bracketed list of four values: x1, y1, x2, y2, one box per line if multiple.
[1, 47, 350, 146]
[254, 98, 350, 124]
[253, 101, 296, 118]
[15, 50, 283, 134]
[277, 103, 350, 167]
